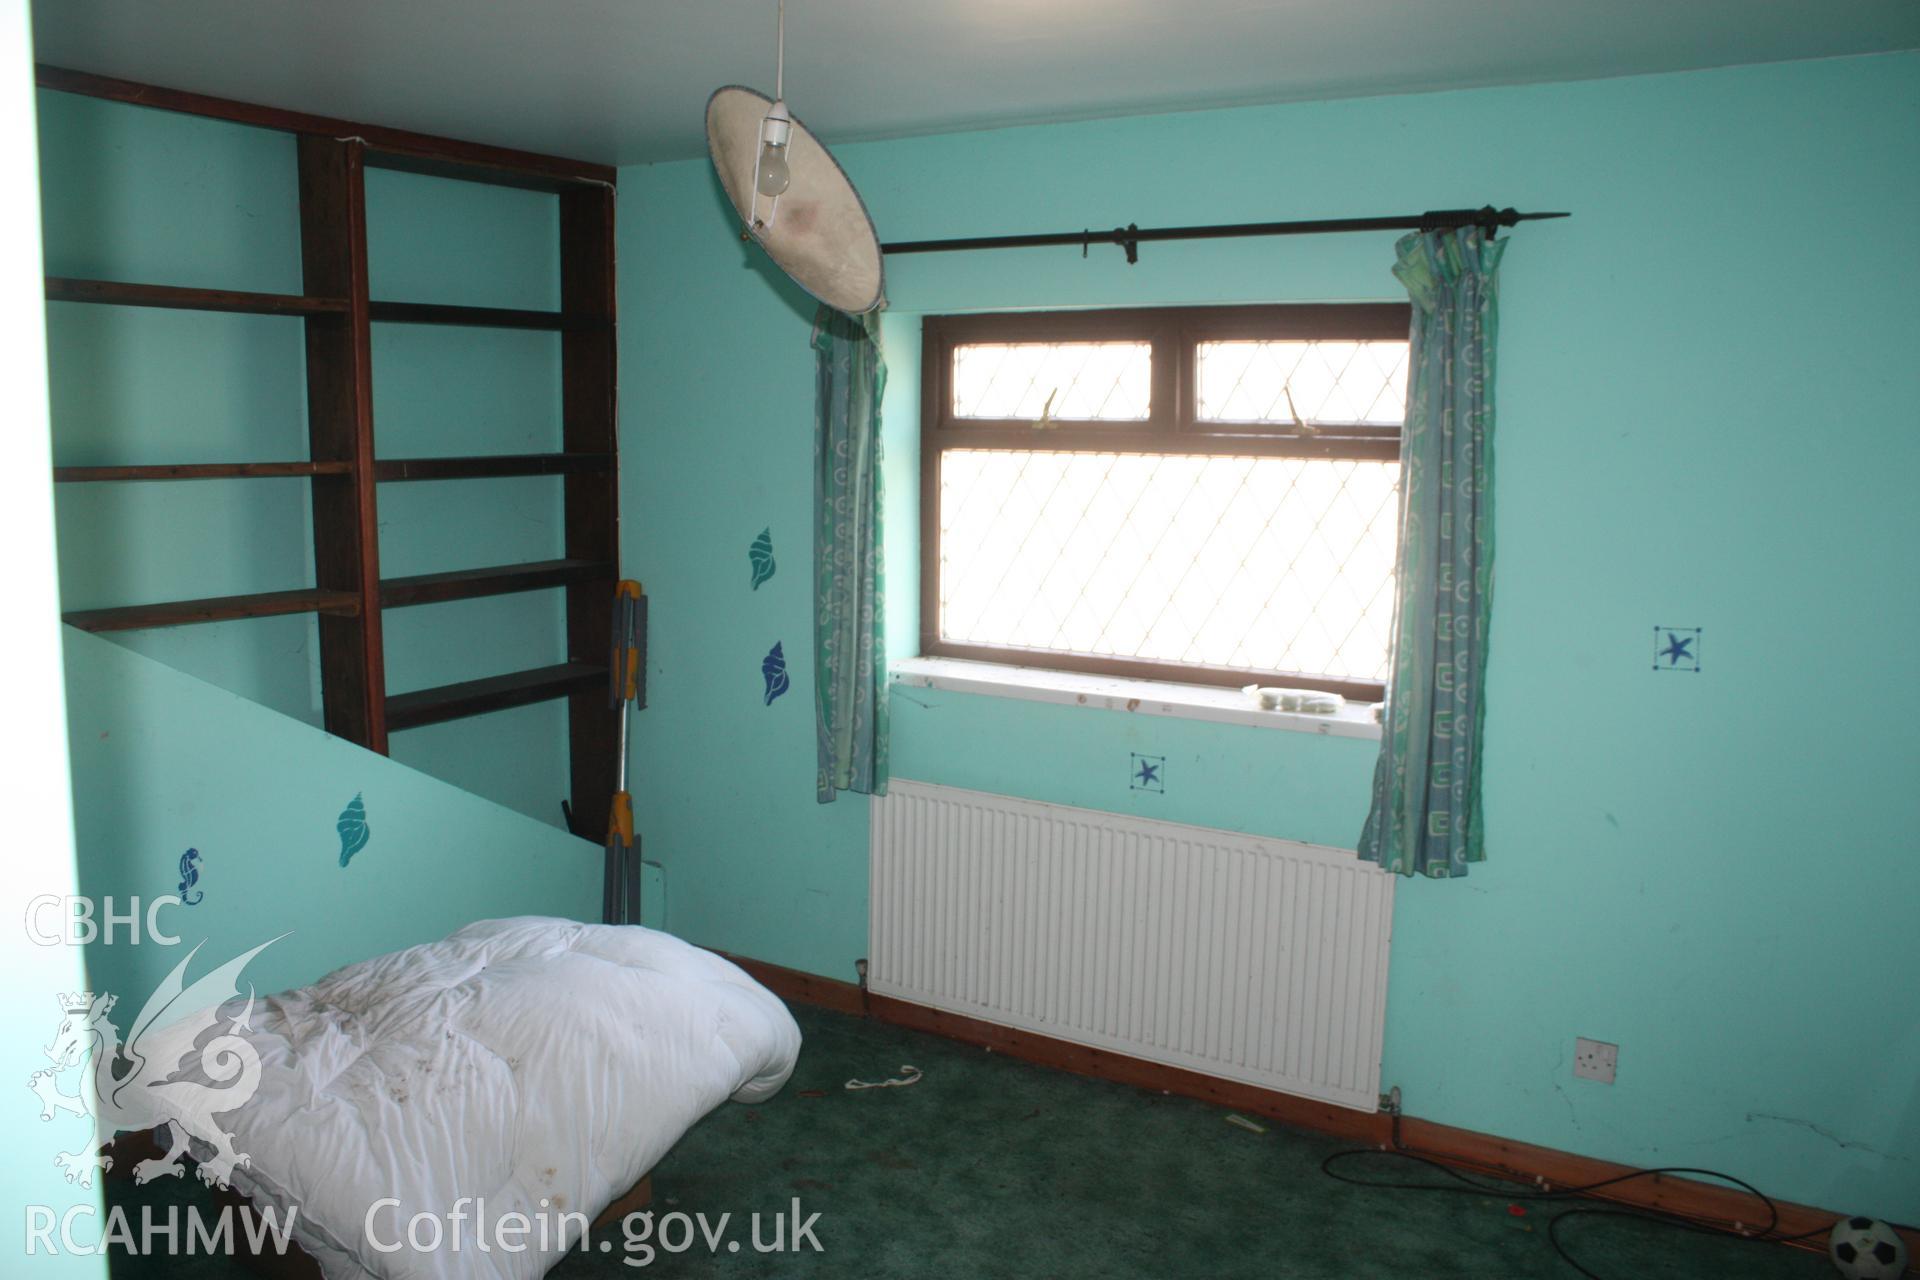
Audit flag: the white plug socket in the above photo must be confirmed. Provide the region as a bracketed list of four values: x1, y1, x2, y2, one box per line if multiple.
[1574, 1037, 1618, 1084]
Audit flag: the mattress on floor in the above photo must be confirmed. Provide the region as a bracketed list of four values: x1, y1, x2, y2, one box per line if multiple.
[214, 916, 800, 1279]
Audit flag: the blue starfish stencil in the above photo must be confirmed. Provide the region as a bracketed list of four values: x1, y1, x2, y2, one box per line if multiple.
[336, 793, 370, 866]
[1653, 626, 1701, 674]
[762, 642, 791, 706]
[1130, 753, 1166, 793]
[749, 527, 777, 590]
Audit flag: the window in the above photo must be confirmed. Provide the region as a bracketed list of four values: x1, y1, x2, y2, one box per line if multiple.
[920, 304, 1411, 701]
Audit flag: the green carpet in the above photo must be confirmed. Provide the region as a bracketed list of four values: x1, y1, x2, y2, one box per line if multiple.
[106, 1004, 1831, 1278]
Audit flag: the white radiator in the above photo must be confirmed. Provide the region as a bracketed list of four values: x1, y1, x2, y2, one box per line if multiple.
[868, 780, 1395, 1111]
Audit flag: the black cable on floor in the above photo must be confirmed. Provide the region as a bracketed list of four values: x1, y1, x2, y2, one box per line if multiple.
[1319, 1148, 1823, 1279]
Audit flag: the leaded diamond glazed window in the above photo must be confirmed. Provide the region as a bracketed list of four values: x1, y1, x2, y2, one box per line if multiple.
[921, 305, 1411, 701]
[952, 342, 1153, 420]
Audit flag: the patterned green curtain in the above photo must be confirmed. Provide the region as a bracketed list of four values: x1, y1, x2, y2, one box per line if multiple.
[811, 307, 889, 805]
[1359, 227, 1506, 877]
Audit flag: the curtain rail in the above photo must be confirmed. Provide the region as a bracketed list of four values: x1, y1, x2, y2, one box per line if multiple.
[881, 206, 1569, 262]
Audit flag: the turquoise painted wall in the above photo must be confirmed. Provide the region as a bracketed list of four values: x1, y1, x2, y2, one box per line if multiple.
[62, 626, 600, 1006]
[37, 90, 573, 826]
[617, 53, 1920, 1219]
[1, 1, 106, 1265]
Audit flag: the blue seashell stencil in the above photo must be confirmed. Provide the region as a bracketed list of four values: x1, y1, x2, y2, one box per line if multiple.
[749, 527, 777, 590]
[762, 642, 791, 706]
[177, 847, 204, 906]
[336, 793, 370, 867]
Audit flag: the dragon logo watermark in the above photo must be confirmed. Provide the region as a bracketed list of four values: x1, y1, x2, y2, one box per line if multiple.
[28, 937, 280, 1191]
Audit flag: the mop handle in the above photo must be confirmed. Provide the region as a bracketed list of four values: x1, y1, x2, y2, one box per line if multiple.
[607, 791, 634, 851]
[608, 582, 643, 836]
[613, 579, 644, 705]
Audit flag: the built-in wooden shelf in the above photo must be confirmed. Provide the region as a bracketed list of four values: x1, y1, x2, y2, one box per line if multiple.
[378, 558, 612, 609]
[386, 661, 606, 731]
[362, 149, 607, 196]
[45, 276, 349, 316]
[39, 64, 621, 829]
[63, 587, 361, 633]
[36, 65, 617, 195]
[54, 461, 354, 482]
[373, 453, 613, 482]
[368, 300, 583, 331]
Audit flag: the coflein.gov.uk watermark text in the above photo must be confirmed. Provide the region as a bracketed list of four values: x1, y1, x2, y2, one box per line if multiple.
[367, 1197, 825, 1267]
[25, 1199, 824, 1268]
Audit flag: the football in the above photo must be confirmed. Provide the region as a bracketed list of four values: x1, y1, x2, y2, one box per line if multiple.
[1828, 1217, 1907, 1280]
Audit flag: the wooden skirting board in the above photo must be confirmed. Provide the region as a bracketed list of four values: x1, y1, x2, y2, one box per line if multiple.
[721, 951, 1917, 1271]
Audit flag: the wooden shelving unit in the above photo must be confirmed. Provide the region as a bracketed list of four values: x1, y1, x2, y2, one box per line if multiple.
[63, 588, 362, 633]
[379, 558, 613, 609]
[44, 275, 348, 316]
[55, 461, 354, 481]
[386, 662, 607, 732]
[372, 453, 613, 482]
[43, 65, 621, 835]
[367, 300, 575, 330]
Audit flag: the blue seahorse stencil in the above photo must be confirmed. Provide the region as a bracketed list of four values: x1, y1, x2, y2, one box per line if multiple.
[749, 527, 777, 590]
[336, 793, 370, 867]
[762, 642, 791, 706]
[177, 848, 204, 905]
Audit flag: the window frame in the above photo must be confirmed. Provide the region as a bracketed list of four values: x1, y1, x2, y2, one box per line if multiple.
[918, 302, 1411, 702]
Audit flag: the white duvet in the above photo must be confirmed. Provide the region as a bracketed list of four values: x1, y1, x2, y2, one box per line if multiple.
[218, 917, 801, 1279]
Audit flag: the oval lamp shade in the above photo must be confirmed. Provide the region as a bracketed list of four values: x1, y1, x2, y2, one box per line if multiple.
[706, 85, 885, 314]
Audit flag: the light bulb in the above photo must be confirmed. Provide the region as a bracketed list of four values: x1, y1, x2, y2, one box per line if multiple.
[755, 101, 794, 200]
[756, 141, 790, 198]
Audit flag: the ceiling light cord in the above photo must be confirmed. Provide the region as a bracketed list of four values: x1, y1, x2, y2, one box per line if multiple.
[743, 0, 791, 232]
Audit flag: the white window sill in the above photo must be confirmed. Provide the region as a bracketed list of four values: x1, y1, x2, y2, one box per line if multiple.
[890, 657, 1383, 740]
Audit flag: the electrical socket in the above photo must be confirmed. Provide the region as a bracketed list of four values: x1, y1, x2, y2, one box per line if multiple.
[1574, 1037, 1618, 1084]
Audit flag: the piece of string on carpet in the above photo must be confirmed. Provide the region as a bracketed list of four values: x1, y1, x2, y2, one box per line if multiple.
[846, 1065, 922, 1091]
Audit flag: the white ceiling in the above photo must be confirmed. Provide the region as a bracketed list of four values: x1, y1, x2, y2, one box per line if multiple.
[30, 0, 1920, 166]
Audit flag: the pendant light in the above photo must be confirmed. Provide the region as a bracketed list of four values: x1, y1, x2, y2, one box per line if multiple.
[705, 0, 885, 314]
